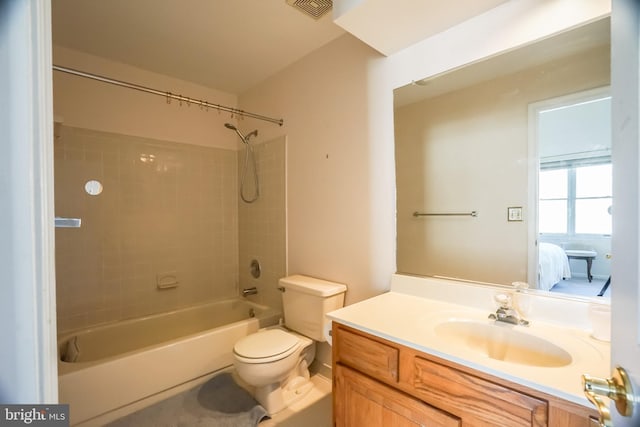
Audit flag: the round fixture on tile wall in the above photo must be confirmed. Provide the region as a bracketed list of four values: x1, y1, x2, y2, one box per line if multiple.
[84, 180, 103, 196]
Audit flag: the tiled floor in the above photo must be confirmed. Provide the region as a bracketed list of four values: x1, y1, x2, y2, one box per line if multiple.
[260, 374, 332, 427]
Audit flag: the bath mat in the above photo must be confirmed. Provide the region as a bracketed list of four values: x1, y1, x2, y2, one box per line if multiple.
[107, 372, 268, 427]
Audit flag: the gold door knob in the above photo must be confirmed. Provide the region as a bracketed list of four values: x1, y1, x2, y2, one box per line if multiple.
[582, 366, 634, 427]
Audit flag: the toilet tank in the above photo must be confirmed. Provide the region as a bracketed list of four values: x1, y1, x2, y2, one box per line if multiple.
[280, 275, 347, 341]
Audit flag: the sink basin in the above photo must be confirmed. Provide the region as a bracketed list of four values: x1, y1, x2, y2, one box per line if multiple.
[434, 320, 572, 367]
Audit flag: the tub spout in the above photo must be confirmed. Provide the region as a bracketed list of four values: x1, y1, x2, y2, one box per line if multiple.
[242, 287, 258, 297]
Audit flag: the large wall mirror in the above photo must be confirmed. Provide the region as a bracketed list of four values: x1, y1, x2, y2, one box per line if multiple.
[394, 17, 611, 300]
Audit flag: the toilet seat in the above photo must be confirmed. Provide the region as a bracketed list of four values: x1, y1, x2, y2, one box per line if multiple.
[233, 329, 301, 364]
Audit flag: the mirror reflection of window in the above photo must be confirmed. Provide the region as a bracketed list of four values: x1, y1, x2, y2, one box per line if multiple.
[537, 94, 612, 238]
[539, 163, 612, 235]
[539, 169, 568, 233]
[575, 164, 612, 235]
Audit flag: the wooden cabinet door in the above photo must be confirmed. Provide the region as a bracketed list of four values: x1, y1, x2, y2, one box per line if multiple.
[335, 364, 461, 427]
[408, 355, 548, 427]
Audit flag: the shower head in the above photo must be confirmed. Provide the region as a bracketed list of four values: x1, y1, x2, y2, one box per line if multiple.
[224, 122, 247, 144]
[224, 123, 257, 144]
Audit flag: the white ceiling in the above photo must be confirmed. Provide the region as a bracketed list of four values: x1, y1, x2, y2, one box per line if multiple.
[51, 0, 510, 95]
[333, 0, 508, 56]
[51, 0, 346, 94]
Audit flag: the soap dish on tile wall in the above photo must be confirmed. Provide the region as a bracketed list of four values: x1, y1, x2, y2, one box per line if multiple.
[157, 272, 179, 290]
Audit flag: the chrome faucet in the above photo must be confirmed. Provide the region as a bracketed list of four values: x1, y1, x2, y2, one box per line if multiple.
[488, 293, 529, 326]
[242, 287, 258, 297]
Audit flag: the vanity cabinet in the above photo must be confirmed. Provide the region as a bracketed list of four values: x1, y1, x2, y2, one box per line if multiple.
[332, 322, 598, 427]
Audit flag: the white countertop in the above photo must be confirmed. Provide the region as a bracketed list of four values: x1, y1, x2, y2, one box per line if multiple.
[327, 284, 610, 407]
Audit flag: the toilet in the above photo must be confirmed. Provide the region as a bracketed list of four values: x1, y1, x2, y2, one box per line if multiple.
[233, 274, 347, 415]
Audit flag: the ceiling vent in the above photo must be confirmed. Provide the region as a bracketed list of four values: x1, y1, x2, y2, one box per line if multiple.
[286, 0, 332, 20]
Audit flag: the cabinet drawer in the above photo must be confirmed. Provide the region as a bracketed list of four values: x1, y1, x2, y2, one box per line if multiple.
[410, 355, 548, 427]
[334, 325, 399, 383]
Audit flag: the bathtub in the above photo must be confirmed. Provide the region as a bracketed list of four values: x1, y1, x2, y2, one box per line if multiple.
[58, 298, 281, 425]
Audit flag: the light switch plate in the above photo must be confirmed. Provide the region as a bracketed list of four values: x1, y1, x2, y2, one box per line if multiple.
[508, 207, 523, 222]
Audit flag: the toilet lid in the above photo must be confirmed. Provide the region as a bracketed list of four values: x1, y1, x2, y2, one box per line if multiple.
[234, 329, 300, 359]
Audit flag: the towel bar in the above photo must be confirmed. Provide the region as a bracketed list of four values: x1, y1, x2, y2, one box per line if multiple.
[413, 211, 478, 217]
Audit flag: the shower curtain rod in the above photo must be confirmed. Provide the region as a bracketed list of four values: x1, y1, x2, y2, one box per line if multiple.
[52, 65, 284, 126]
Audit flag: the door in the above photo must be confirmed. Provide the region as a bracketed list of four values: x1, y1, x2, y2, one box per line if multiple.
[584, 0, 640, 425]
[0, 0, 58, 403]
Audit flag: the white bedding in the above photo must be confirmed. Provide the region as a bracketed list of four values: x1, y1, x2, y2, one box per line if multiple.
[538, 242, 571, 291]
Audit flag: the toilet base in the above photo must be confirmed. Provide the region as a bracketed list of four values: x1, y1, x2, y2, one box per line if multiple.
[255, 382, 286, 415]
[283, 375, 314, 407]
[254, 374, 314, 415]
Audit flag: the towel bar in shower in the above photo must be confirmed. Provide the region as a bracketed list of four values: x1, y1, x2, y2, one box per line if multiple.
[413, 211, 478, 217]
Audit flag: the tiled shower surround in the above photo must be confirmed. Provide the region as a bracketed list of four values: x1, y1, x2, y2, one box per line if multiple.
[54, 125, 285, 333]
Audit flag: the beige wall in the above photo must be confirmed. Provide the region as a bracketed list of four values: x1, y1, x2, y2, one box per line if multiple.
[395, 46, 610, 286]
[54, 125, 288, 333]
[238, 35, 397, 305]
[54, 125, 239, 332]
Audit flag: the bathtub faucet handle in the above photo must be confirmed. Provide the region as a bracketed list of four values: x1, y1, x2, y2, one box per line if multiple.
[242, 287, 258, 297]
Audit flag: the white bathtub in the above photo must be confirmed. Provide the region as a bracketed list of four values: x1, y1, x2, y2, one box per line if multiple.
[58, 298, 281, 425]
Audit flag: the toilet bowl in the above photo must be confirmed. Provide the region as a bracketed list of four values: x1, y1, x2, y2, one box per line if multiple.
[233, 327, 315, 414]
[232, 275, 347, 415]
